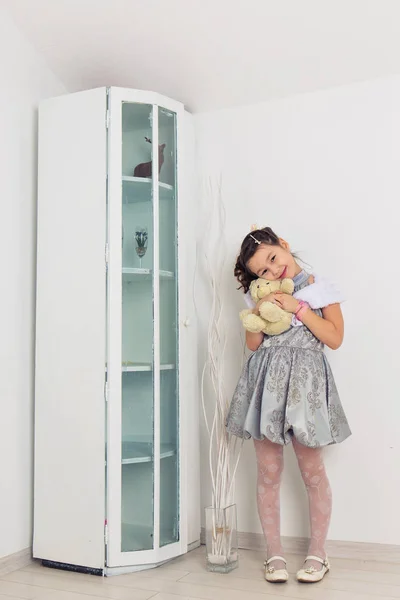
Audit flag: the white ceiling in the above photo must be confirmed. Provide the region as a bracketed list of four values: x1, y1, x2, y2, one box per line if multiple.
[3, 0, 400, 113]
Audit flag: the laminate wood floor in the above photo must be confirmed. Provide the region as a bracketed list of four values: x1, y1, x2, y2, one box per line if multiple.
[1, 546, 400, 600]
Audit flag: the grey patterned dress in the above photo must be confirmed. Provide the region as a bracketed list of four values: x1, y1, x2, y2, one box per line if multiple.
[226, 270, 351, 447]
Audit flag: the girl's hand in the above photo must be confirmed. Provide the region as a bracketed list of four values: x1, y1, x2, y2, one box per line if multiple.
[273, 293, 300, 314]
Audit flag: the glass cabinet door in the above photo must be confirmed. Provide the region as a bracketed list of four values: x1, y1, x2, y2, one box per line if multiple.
[158, 106, 179, 547]
[118, 101, 179, 553]
[120, 102, 155, 552]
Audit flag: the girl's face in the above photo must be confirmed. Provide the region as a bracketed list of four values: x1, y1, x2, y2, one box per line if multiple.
[247, 241, 301, 281]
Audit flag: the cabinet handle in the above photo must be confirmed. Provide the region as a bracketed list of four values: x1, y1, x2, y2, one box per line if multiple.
[183, 318, 190, 328]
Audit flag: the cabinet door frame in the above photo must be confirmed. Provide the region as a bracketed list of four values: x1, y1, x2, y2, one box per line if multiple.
[106, 87, 187, 568]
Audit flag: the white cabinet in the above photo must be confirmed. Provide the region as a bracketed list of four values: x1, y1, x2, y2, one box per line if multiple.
[34, 87, 200, 574]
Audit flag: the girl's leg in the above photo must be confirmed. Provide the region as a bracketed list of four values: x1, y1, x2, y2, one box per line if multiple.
[292, 438, 332, 571]
[253, 437, 285, 570]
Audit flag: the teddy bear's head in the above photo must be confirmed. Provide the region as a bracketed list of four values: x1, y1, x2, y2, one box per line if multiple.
[249, 278, 282, 302]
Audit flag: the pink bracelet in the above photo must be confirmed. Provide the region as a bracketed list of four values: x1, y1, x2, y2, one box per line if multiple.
[295, 301, 310, 322]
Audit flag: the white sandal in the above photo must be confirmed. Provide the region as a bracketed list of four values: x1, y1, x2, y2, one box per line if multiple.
[296, 555, 330, 583]
[263, 555, 289, 583]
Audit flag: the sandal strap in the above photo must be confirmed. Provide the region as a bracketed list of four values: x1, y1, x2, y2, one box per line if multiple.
[305, 555, 328, 566]
[266, 555, 287, 565]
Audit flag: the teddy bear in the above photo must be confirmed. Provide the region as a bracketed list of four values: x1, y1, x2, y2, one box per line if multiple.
[240, 278, 295, 336]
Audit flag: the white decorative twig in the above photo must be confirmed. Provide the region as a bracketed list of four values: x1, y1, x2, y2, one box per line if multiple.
[197, 175, 243, 558]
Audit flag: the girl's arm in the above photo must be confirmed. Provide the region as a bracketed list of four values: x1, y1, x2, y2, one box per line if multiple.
[273, 295, 344, 350]
[246, 330, 264, 352]
[300, 304, 344, 350]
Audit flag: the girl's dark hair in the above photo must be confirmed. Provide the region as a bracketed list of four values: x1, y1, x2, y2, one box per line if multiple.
[234, 227, 281, 293]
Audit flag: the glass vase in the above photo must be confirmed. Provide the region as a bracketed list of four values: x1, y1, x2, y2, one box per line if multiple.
[205, 504, 238, 573]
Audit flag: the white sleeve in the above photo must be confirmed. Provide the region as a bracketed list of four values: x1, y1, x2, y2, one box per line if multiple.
[294, 275, 345, 308]
[243, 291, 256, 309]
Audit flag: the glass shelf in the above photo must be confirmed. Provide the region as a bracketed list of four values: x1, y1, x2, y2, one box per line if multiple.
[105, 363, 175, 372]
[122, 177, 174, 204]
[122, 268, 174, 282]
[121, 362, 175, 372]
[121, 441, 176, 465]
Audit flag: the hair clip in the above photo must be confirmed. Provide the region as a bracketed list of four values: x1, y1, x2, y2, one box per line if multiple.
[250, 234, 261, 245]
[250, 223, 258, 232]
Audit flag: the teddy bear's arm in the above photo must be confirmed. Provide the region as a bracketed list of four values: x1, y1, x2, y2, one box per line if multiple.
[259, 302, 286, 323]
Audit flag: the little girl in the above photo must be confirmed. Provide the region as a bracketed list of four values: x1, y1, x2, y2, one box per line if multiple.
[226, 226, 351, 584]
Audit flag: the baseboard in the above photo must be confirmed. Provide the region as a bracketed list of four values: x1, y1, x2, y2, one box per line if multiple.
[200, 529, 400, 564]
[188, 539, 201, 552]
[0, 548, 33, 577]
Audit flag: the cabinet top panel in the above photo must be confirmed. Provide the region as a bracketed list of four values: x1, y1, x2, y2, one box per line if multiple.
[108, 86, 184, 115]
[40, 87, 186, 116]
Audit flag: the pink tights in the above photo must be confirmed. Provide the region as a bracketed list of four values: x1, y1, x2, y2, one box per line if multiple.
[254, 437, 332, 572]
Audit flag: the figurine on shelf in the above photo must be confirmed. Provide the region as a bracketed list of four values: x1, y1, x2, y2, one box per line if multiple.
[133, 136, 166, 178]
[134, 227, 148, 268]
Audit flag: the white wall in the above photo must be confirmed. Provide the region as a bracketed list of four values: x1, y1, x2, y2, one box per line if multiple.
[0, 8, 65, 559]
[195, 74, 400, 546]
